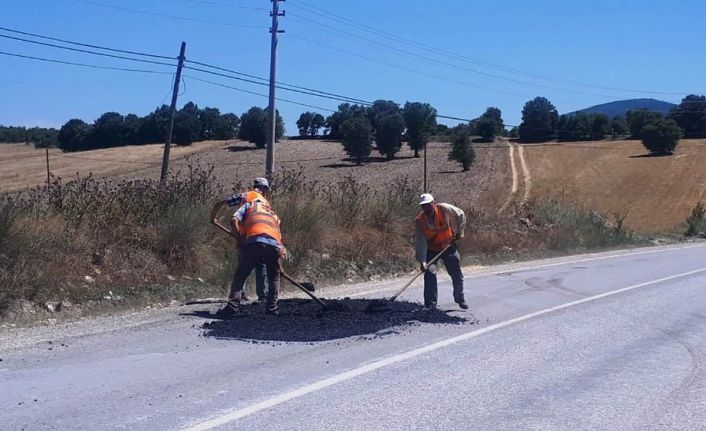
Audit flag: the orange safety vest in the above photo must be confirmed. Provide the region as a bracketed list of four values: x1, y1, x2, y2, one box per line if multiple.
[416, 204, 455, 252]
[241, 200, 282, 244]
[243, 190, 267, 205]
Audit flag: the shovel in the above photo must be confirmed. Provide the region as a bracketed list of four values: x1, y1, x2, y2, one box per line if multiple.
[366, 243, 453, 311]
[210, 218, 325, 308]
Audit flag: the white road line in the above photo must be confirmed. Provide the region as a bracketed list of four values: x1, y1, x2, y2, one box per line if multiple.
[342, 243, 706, 298]
[181, 264, 706, 431]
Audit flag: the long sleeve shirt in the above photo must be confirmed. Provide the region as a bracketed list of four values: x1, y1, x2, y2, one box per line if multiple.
[232, 200, 282, 250]
[415, 203, 466, 263]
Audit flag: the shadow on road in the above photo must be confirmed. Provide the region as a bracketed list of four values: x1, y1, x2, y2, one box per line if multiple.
[182, 298, 471, 342]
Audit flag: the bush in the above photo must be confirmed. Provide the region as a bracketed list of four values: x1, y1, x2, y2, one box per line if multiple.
[341, 116, 372, 165]
[374, 112, 405, 160]
[640, 118, 682, 155]
[449, 130, 475, 171]
[685, 202, 705, 236]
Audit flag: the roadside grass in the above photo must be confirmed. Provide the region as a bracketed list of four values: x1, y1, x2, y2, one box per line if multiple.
[0, 162, 662, 323]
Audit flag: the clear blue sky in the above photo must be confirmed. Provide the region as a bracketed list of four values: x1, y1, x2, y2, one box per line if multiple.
[1, 0, 704, 130]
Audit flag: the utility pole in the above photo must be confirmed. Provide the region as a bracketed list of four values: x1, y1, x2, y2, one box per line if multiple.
[160, 41, 186, 182]
[266, 0, 285, 178]
[423, 142, 428, 192]
[45, 146, 50, 189]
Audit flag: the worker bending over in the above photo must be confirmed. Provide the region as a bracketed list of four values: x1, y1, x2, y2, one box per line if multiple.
[415, 193, 468, 310]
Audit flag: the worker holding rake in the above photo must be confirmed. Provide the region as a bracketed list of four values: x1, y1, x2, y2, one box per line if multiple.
[211, 178, 284, 316]
[210, 177, 271, 304]
[415, 193, 468, 310]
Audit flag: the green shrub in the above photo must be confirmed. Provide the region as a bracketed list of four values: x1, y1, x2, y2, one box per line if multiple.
[685, 202, 705, 236]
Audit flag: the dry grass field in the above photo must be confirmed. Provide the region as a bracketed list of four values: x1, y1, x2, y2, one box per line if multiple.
[0, 140, 227, 192]
[117, 138, 510, 210]
[4, 137, 703, 234]
[523, 138, 706, 233]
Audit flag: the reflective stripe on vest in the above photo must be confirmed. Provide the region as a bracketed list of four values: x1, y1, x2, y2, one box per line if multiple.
[416, 205, 454, 252]
[242, 201, 282, 244]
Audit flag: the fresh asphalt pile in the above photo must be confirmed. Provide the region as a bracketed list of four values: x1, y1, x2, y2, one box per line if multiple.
[189, 298, 472, 342]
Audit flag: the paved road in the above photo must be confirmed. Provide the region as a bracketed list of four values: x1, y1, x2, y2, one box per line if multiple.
[2, 243, 706, 430]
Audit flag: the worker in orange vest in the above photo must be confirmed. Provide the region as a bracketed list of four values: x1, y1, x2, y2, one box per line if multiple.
[415, 193, 468, 310]
[210, 177, 271, 304]
[216, 189, 284, 316]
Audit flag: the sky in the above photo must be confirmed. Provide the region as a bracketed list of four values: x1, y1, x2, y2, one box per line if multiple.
[1, 0, 705, 130]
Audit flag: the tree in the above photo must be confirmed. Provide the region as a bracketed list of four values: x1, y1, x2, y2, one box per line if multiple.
[239, 106, 268, 148]
[341, 116, 372, 165]
[198, 107, 221, 140]
[403, 102, 437, 157]
[509, 126, 519, 138]
[173, 102, 202, 146]
[326, 103, 369, 139]
[368, 100, 399, 127]
[519, 97, 558, 142]
[238, 106, 283, 148]
[476, 107, 504, 141]
[296, 111, 325, 137]
[668, 94, 706, 138]
[123, 113, 141, 145]
[58, 119, 92, 152]
[640, 118, 682, 155]
[91, 112, 126, 148]
[297, 112, 313, 137]
[611, 116, 627, 136]
[449, 130, 475, 171]
[309, 113, 325, 137]
[626, 109, 662, 138]
[137, 105, 171, 145]
[374, 112, 405, 160]
[590, 113, 611, 140]
[213, 113, 239, 140]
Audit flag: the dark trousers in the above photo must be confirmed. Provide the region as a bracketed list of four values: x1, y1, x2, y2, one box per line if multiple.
[241, 264, 268, 300]
[423, 243, 464, 306]
[229, 243, 280, 311]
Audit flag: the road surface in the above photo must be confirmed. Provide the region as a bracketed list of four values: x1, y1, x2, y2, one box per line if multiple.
[1, 243, 705, 430]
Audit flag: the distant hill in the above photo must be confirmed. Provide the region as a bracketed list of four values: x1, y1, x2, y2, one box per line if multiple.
[568, 98, 676, 118]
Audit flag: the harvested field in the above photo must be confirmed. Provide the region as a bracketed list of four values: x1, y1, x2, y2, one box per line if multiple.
[523, 139, 706, 233]
[119, 139, 507, 210]
[189, 298, 472, 342]
[0, 140, 227, 192]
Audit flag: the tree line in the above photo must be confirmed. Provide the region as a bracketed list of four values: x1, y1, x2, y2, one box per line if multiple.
[517, 94, 706, 155]
[0, 126, 58, 148]
[57, 102, 240, 152]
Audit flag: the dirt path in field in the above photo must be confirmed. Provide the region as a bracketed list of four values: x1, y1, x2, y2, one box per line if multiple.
[517, 143, 532, 205]
[499, 141, 519, 212]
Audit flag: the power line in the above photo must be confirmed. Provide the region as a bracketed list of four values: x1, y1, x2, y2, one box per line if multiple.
[0, 50, 173, 75]
[0, 26, 174, 60]
[181, 0, 266, 11]
[185, 75, 336, 112]
[70, 0, 267, 29]
[0, 34, 177, 68]
[286, 33, 583, 107]
[183, 65, 370, 105]
[185, 59, 373, 104]
[286, 12, 630, 101]
[287, 0, 687, 97]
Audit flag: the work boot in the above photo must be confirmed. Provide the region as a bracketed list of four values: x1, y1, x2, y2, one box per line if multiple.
[425, 302, 437, 310]
[215, 301, 239, 318]
[457, 301, 469, 310]
[265, 307, 279, 316]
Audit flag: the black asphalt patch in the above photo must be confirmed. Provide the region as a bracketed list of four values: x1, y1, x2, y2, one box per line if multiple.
[184, 298, 472, 342]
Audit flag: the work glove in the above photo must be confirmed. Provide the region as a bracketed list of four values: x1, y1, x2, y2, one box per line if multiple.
[419, 262, 427, 272]
[454, 233, 462, 241]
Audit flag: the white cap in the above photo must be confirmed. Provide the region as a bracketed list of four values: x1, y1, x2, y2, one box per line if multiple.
[254, 177, 270, 189]
[419, 193, 434, 205]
